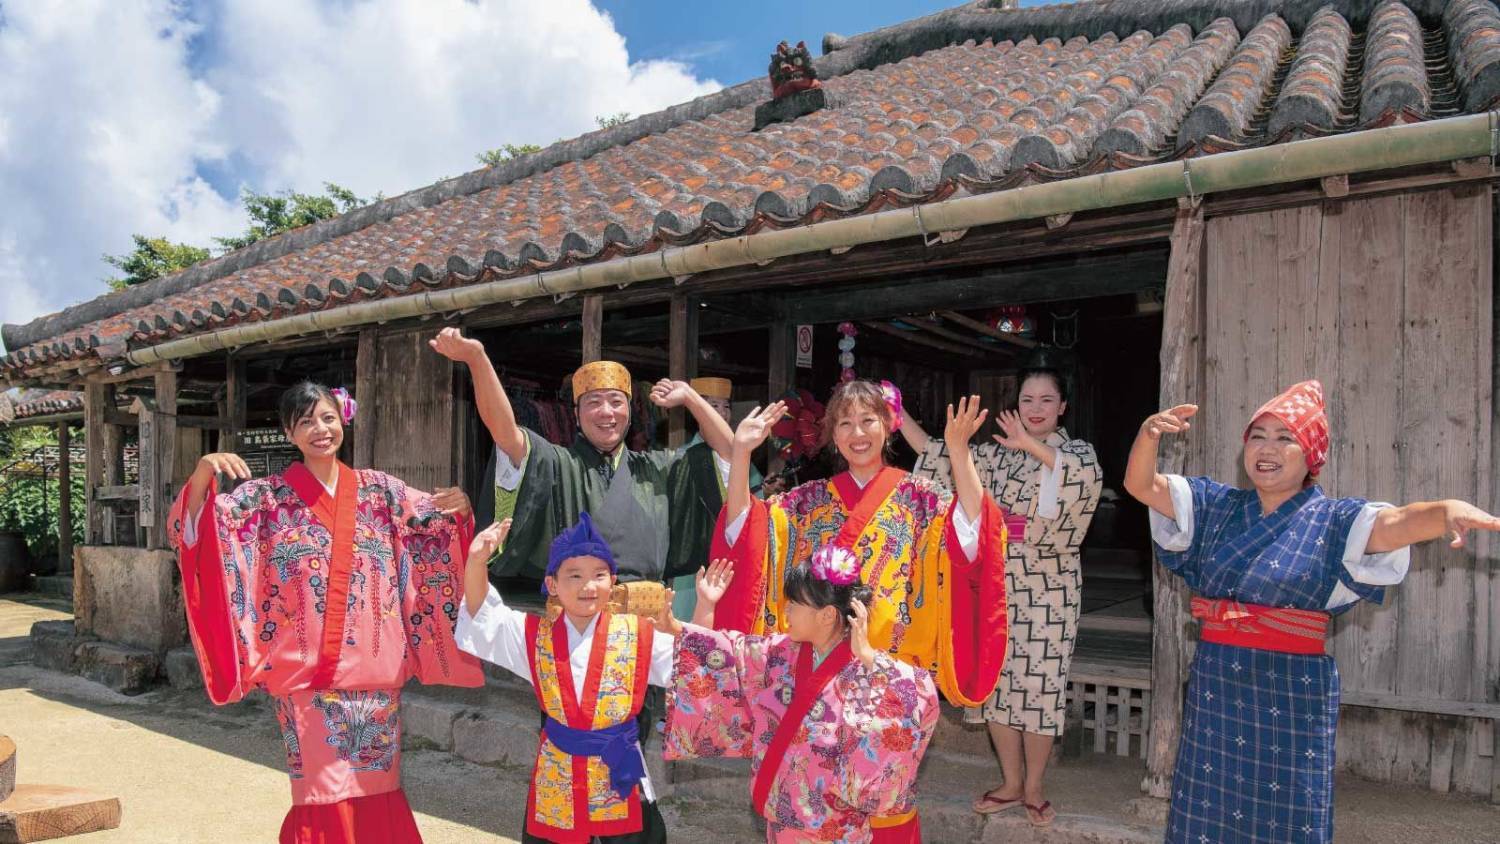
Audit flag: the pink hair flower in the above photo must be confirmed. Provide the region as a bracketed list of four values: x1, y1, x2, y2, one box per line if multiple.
[330, 387, 358, 424]
[810, 545, 860, 586]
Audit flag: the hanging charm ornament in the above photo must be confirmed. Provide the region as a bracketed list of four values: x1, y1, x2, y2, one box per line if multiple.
[837, 322, 859, 382]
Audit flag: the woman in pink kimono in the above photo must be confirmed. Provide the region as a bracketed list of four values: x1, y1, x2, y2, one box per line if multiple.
[170, 382, 484, 844]
[660, 549, 940, 844]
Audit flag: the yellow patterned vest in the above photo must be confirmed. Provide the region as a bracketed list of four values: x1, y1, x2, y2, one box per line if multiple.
[523, 611, 651, 840]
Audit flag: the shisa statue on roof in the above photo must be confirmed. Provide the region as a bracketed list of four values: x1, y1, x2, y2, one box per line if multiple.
[769, 40, 820, 99]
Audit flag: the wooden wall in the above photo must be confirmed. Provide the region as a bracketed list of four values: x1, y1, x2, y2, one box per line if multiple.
[353, 328, 461, 494]
[1200, 184, 1497, 797]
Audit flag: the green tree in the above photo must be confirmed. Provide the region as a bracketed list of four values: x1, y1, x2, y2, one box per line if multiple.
[214, 182, 369, 251]
[595, 112, 631, 129]
[0, 423, 83, 562]
[103, 235, 212, 290]
[476, 143, 543, 168]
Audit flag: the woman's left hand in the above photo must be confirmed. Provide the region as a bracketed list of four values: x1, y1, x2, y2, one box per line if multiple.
[992, 409, 1040, 452]
[433, 486, 472, 518]
[944, 395, 989, 452]
[1445, 501, 1500, 548]
[849, 599, 877, 670]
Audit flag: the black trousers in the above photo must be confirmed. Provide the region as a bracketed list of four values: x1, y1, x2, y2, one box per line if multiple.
[520, 690, 667, 843]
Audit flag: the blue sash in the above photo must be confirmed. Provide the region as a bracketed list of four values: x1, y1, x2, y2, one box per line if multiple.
[542, 716, 645, 799]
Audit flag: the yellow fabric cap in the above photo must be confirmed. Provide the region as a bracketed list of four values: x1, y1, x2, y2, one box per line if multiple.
[572, 361, 633, 401]
[690, 377, 732, 400]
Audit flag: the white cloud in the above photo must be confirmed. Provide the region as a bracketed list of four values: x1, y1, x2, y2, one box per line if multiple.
[0, 0, 720, 350]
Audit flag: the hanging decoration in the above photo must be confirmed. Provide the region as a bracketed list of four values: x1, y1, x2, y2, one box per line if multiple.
[837, 322, 859, 382]
[986, 305, 1035, 338]
[770, 389, 825, 462]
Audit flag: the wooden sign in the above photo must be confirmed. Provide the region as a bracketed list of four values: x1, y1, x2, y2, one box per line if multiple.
[136, 405, 157, 528]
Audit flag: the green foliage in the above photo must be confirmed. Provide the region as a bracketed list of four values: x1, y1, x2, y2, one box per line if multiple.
[103, 236, 213, 289]
[595, 112, 631, 130]
[0, 424, 83, 561]
[215, 182, 370, 251]
[476, 143, 544, 168]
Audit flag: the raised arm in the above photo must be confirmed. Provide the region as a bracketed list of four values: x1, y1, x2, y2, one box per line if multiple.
[898, 406, 932, 453]
[430, 328, 526, 466]
[1122, 404, 1197, 520]
[184, 452, 253, 516]
[649, 379, 735, 458]
[943, 396, 989, 522]
[1367, 499, 1500, 554]
[725, 402, 787, 527]
[463, 520, 511, 616]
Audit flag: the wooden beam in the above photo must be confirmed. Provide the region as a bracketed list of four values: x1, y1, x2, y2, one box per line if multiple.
[103, 410, 138, 427]
[352, 330, 377, 469]
[859, 320, 982, 358]
[56, 421, 72, 572]
[767, 320, 795, 477]
[94, 485, 140, 502]
[145, 369, 177, 549]
[83, 384, 105, 545]
[1144, 198, 1206, 800]
[937, 310, 1038, 349]
[581, 294, 603, 364]
[668, 294, 699, 448]
[87, 361, 176, 385]
[1339, 691, 1500, 720]
[897, 315, 1015, 357]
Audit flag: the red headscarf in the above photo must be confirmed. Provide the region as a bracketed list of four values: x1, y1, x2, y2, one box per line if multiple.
[1243, 379, 1330, 478]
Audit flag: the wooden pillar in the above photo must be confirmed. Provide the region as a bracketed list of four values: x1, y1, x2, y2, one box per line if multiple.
[100, 385, 124, 545]
[582, 295, 604, 365]
[57, 421, 73, 570]
[83, 382, 106, 545]
[354, 330, 377, 468]
[668, 293, 699, 448]
[221, 355, 247, 454]
[144, 369, 178, 549]
[767, 319, 796, 476]
[1144, 198, 1207, 798]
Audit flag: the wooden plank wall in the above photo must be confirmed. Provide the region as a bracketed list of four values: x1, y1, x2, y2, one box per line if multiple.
[362, 329, 459, 494]
[1202, 184, 1496, 797]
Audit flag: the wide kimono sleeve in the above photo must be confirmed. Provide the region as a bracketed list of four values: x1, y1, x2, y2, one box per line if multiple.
[909, 440, 1002, 494]
[1323, 496, 1411, 611]
[835, 654, 940, 818]
[662, 623, 774, 760]
[1030, 438, 1103, 529]
[490, 429, 571, 579]
[914, 487, 1009, 707]
[388, 476, 485, 688]
[708, 491, 797, 635]
[1148, 474, 1240, 590]
[167, 478, 268, 705]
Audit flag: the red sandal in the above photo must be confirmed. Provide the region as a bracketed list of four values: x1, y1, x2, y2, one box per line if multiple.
[1024, 801, 1055, 827]
[971, 788, 1024, 815]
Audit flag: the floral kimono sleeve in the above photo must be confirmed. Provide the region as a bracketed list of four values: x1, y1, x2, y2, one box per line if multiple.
[167, 478, 268, 705]
[663, 623, 774, 760]
[835, 654, 940, 817]
[386, 475, 484, 688]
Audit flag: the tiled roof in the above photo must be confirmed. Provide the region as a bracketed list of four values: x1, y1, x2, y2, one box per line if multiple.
[6, 0, 1500, 382]
[9, 390, 84, 420]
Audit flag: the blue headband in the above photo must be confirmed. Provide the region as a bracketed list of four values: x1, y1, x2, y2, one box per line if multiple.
[543, 512, 616, 595]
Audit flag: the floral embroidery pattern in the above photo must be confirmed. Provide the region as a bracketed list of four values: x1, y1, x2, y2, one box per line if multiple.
[309, 689, 399, 773]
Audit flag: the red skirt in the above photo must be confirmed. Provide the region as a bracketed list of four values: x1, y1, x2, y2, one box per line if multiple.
[870, 812, 920, 844]
[279, 789, 422, 844]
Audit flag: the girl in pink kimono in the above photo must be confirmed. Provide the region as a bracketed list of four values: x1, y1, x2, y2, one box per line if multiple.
[660, 549, 940, 844]
[170, 382, 483, 844]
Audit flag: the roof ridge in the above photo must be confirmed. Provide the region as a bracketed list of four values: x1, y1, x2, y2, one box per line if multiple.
[1, 0, 1453, 351]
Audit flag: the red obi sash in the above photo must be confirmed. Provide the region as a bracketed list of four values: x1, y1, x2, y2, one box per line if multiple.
[1190, 597, 1329, 655]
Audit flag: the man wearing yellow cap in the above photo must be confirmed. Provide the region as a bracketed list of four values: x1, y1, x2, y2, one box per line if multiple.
[666, 377, 764, 618]
[430, 328, 733, 588]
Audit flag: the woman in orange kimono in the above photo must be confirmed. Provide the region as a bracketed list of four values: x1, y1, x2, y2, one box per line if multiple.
[170, 382, 483, 844]
[711, 381, 1009, 843]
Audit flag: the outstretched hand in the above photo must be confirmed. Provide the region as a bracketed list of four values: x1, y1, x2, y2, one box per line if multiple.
[433, 486, 472, 518]
[467, 519, 512, 565]
[429, 327, 485, 364]
[1142, 404, 1198, 441]
[944, 395, 989, 451]
[696, 558, 735, 606]
[652, 588, 683, 637]
[992, 409, 1039, 451]
[848, 599, 877, 670]
[1445, 502, 1500, 549]
[733, 401, 788, 452]
[195, 452, 252, 482]
[648, 378, 692, 409]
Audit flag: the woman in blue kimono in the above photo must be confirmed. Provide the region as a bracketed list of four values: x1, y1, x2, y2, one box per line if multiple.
[1123, 379, 1500, 844]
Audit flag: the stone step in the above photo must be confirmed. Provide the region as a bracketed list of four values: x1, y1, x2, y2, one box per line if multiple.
[28, 578, 72, 602]
[73, 641, 156, 696]
[0, 784, 122, 843]
[27, 622, 82, 676]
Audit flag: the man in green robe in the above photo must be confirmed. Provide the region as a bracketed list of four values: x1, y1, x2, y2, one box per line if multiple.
[431, 328, 733, 587]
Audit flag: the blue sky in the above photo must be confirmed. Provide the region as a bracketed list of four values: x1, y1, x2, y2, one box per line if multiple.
[597, 0, 1066, 85]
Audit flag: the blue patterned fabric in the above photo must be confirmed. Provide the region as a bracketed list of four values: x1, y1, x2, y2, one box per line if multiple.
[1158, 478, 1372, 844]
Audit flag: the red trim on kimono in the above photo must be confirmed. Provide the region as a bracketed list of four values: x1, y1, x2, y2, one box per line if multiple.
[172, 476, 245, 705]
[284, 462, 359, 690]
[942, 495, 1009, 706]
[870, 813, 922, 843]
[278, 787, 422, 844]
[523, 612, 647, 842]
[1191, 597, 1330, 655]
[831, 467, 905, 546]
[750, 640, 854, 817]
[711, 499, 769, 633]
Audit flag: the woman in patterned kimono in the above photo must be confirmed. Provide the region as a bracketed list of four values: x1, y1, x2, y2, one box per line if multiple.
[662, 548, 940, 844]
[902, 367, 1102, 826]
[170, 382, 484, 844]
[1124, 380, 1500, 844]
[711, 382, 1008, 843]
